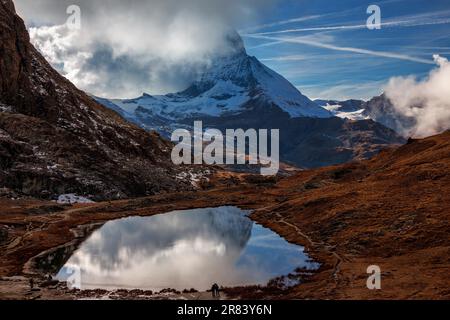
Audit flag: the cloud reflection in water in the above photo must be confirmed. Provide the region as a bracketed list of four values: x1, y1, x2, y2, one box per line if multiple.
[57, 207, 316, 291]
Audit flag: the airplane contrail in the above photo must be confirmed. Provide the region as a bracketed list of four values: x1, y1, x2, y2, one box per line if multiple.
[243, 34, 436, 65]
[241, 14, 325, 33]
[245, 17, 450, 36]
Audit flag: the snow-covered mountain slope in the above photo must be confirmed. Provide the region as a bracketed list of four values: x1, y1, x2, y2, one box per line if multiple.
[315, 97, 416, 137]
[98, 32, 331, 131]
[97, 33, 404, 169]
[315, 99, 369, 121]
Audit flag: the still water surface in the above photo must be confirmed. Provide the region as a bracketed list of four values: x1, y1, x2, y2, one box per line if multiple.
[57, 207, 317, 291]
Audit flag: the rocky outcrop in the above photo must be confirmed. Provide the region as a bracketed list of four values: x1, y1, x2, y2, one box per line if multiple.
[362, 94, 416, 136]
[0, 0, 191, 200]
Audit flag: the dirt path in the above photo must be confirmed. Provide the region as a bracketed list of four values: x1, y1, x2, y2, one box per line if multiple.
[274, 213, 345, 282]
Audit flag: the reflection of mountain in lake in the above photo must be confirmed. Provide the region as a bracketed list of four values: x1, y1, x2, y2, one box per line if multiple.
[69, 206, 253, 272]
[57, 207, 315, 291]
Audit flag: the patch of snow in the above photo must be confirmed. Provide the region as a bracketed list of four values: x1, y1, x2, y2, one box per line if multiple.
[57, 194, 95, 205]
[249, 57, 331, 118]
[323, 104, 370, 121]
[176, 170, 210, 188]
[0, 103, 12, 112]
[46, 164, 59, 171]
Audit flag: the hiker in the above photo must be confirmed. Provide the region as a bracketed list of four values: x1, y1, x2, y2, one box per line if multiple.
[211, 283, 220, 298]
[29, 278, 34, 290]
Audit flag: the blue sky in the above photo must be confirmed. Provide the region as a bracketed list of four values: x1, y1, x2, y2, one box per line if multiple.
[16, 0, 450, 100]
[241, 0, 450, 100]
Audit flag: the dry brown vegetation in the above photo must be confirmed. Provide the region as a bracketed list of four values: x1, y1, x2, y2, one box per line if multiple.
[1, 131, 449, 299]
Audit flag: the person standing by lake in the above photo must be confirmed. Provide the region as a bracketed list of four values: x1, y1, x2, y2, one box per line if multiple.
[211, 283, 220, 298]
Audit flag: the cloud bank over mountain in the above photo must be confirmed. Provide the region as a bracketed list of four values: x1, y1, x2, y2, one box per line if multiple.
[15, 0, 276, 98]
[385, 55, 450, 138]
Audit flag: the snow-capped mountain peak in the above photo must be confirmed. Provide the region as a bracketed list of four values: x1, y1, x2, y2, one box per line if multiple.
[98, 31, 331, 132]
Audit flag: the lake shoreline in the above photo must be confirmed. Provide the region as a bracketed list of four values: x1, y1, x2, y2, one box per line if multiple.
[2, 133, 450, 300]
[0, 178, 333, 300]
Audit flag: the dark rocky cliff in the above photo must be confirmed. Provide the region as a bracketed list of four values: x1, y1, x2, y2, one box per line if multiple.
[0, 0, 190, 200]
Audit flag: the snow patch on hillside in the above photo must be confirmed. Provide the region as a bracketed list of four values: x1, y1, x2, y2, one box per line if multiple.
[322, 104, 369, 121]
[57, 194, 95, 205]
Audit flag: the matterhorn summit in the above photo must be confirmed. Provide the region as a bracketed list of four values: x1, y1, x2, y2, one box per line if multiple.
[99, 31, 331, 134]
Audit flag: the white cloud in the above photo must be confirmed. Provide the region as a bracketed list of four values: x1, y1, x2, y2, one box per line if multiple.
[15, 0, 277, 98]
[29, 25, 99, 91]
[384, 55, 450, 138]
